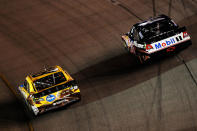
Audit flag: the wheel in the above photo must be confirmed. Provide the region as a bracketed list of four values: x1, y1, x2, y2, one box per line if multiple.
[137, 54, 150, 64]
[138, 55, 145, 64]
[73, 93, 81, 101]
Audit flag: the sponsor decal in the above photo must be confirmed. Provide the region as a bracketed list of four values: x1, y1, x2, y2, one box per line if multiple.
[154, 38, 176, 49]
[46, 94, 56, 102]
[146, 44, 153, 50]
[147, 32, 190, 53]
[183, 31, 189, 38]
[53, 99, 69, 106]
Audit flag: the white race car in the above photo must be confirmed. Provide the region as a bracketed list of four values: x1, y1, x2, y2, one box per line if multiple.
[122, 14, 191, 63]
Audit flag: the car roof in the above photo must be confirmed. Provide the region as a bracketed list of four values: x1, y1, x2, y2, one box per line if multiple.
[31, 66, 60, 78]
[134, 14, 171, 28]
[29, 65, 66, 81]
[26, 65, 73, 93]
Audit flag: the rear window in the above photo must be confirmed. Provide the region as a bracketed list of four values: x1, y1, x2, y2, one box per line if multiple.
[34, 72, 67, 91]
[33, 80, 76, 98]
[140, 19, 177, 39]
[32, 67, 58, 77]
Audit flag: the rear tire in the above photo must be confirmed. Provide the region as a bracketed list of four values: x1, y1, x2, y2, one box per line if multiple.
[74, 93, 81, 101]
[137, 53, 150, 64]
[138, 55, 145, 64]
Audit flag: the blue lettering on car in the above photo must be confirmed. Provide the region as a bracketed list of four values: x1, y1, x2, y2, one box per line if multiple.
[155, 43, 162, 49]
[155, 38, 176, 49]
[166, 40, 171, 45]
[46, 94, 56, 102]
[172, 38, 176, 43]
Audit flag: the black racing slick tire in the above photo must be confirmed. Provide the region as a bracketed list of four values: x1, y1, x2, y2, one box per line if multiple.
[137, 54, 150, 64]
[73, 93, 81, 101]
[138, 55, 145, 64]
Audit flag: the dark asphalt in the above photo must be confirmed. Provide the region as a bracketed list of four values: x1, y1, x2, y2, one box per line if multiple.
[0, 0, 197, 130]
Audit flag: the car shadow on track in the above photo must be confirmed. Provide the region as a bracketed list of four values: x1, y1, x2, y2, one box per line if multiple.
[74, 52, 141, 79]
[74, 40, 192, 81]
[0, 101, 28, 123]
[66, 51, 182, 109]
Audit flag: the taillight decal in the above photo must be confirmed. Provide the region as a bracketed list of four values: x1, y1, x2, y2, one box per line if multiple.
[146, 44, 153, 50]
[167, 46, 176, 52]
[183, 32, 189, 38]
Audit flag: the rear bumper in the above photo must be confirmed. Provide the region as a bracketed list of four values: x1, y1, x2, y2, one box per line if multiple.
[34, 93, 81, 115]
[142, 40, 192, 56]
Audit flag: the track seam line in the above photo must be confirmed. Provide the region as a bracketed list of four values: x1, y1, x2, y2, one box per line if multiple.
[152, 0, 156, 17]
[167, 0, 196, 86]
[0, 74, 34, 131]
[175, 55, 197, 130]
[168, 0, 172, 17]
[175, 55, 197, 86]
[110, 0, 144, 21]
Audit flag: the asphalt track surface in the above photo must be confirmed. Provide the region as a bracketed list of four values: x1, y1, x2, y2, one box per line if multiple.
[0, 0, 197, 131]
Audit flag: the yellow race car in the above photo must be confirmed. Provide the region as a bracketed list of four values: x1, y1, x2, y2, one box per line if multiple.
[18, 65, 81, 115]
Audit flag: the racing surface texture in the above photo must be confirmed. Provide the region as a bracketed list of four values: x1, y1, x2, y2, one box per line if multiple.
[0, 0, 197, 130]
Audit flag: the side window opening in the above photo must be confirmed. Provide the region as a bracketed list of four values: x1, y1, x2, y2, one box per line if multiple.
[130, 26, 134, 35]
[133, 29, 140, 42]
[129, 26, 135, 39]
[27, 82, 30, 93]
[24, 80, 30, 93]
[24, 80, 27, 91]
